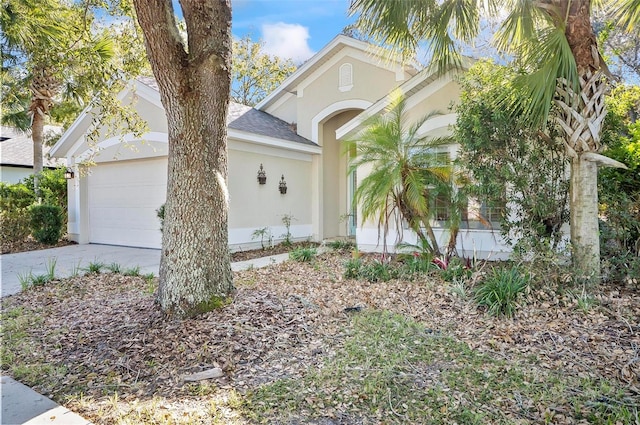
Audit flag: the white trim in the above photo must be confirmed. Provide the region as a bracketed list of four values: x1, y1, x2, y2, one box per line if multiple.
[75, 132, 167, 163]
[405, 74, 454, 110]
[268, 91, 296, 114]
[256, 35, 409, 111]
[335, 69, 459, 141]
[134, 80, 163, 107]
[228, 129, 321, 154]
[296, 48, 402, 100]
[230, 139, 314, 162]
[416, 113, 457, 137]
[51, 80, 164, 158]
[71, 127, 320, 164]
[310, 99, 373, 144]
[50, 106, 92, 157]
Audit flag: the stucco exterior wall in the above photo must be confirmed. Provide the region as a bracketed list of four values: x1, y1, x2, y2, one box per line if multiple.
[265, 93, 297, 125]
[66, 96, 168, 164]
[296, 54, 403, 141]
[228, 143, 314, 248]
[65, 136, 316, 250]
[319, 110, 361, 238]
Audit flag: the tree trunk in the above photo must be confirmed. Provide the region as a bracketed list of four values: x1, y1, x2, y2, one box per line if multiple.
[134, 0, 234, 318]
[569, 156, 600, 282]
[554, 0, 606, 282]
[31, 109, 44, 196]
[30, 66, 57, 195]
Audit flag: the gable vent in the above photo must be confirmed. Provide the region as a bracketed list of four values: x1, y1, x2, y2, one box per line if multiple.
[339, 63, 353, 92]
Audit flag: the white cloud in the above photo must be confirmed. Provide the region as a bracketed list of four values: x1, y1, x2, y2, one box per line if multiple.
[261, 22, 315, 63]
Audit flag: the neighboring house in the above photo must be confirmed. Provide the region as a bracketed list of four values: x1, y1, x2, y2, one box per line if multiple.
[0, 126, 64, 184]
[50, 35, 511, 258]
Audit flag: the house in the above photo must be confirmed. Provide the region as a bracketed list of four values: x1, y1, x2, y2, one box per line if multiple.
[50, 35, 511, 258]
[0, 126, 64, 184]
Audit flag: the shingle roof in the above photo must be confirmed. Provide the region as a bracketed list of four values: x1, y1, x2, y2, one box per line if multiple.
[0, 126, 64, 168]
[227, 103, 315, 146]
[136, 77, 315, 146]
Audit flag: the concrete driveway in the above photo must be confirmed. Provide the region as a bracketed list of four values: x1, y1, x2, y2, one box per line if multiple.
[0, 244, 161, 298]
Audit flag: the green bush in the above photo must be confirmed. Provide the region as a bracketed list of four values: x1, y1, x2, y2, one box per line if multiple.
[0, 182, 35, 211]
[23, 168, 67, 211]
[440, 257, 472, 282]
[398, 253, 435, 276]
[0, 209, 31, 244]
[344, 257, 395, 283]
[326, 239, 356, 251]
[360, 259, 394, 282]
[344, 258, 363, 279]
[474, 266, 529, 318]
[289, 247, 317, 262]
[29, 205, 63, 244]
[156, 203, 165, 232]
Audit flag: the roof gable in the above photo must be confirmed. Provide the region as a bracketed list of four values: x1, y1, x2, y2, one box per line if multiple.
[335, 59, 473, 141]
[255, 34, 417, 111]
[51, 78, 316, 158]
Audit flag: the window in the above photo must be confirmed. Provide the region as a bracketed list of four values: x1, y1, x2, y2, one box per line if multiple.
[480, 200, 505, 224]
[433, 193, 451, 221]
[339, 63, 353, 91]
[464, 198, 505, 229]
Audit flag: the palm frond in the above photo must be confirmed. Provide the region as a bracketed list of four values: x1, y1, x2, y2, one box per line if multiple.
[493, 0, 543, 53]
[505, 24, 577, 128]
[614, 0, 640, 30]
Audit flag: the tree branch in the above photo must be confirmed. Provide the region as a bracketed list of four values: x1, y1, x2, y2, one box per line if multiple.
[179, 0, 231, 70]
[132, 0, 187, 82]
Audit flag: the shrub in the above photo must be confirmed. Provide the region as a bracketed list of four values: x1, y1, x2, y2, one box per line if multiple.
[326, 239, 356, 251]
[360, 259, 394, 282]
[440, 256, 472, 282]
[23, 168, 67, 211]
[344, 258, 363, 279]
[29, 205, 63, 244]
[289, 247, 317, 262]
[157, 204, 165, 232]
[398, 252, 435, 276]
[0, 182, 35, 210]
[251, 227, 272, 249]
[474, 266, 529, 318]
[280, 214, 296, 247]
[0, 209, 31, 244]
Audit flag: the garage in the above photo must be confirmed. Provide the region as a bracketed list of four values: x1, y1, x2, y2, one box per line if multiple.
[87, 158, 167, 248]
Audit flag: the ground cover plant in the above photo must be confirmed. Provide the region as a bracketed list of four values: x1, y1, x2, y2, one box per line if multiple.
[1, 252, 638, 424]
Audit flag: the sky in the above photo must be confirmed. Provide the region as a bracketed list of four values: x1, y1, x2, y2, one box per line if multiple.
[231, 0, 354, 63]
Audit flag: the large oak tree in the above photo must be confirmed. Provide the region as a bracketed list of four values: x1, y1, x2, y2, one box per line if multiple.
[132, 0, 233, 317]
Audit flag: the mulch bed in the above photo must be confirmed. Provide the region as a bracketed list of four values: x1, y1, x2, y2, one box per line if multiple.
[1, 237, 76, 254]
[230, 241, 320, 262]
[2, 252, 638, 424]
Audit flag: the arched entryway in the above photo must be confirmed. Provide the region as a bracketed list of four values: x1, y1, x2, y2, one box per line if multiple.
[311, 100, 371, 240]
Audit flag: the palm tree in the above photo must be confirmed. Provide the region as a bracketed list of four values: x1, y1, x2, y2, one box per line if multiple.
[347, 90, 455, 256]
[349, 0, 637, 282]
[1, 0, 116, 193]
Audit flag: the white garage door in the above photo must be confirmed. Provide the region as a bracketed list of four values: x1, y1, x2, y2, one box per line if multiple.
[88, 158, 167, 248]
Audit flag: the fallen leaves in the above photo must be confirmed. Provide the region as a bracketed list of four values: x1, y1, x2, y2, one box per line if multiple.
[1, 252, 639, 424]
